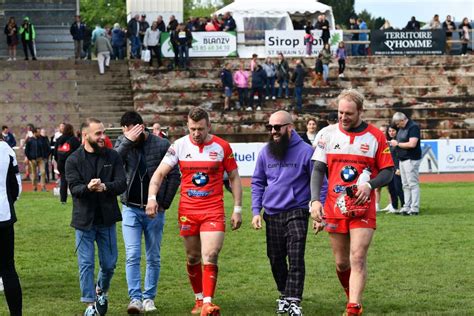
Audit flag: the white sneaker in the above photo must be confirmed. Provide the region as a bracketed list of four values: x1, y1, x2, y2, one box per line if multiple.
[127, 299, 143, 314]
[13, 57, 16, 61]
[0, 277, 3, 291]
[265, 96, 269, 100]
[272, 96, 276, 100]
[338, 73, 344, 78]
[84, 305, 98, 316]
[380, 204, 391, 212]
[375, 203, 380, 213]
[254, 95, 258, 100]
[143, 299, 157, 312]
[256, 106, 262, 111]
[7, 58, 12, 61]
[246, 106, 253, 111]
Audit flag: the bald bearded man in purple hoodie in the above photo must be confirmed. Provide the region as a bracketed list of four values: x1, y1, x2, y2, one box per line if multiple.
[251, 110, 327, 316]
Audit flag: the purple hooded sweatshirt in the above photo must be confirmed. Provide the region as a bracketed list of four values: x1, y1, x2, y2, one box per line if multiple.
[252, 130, 327, 216]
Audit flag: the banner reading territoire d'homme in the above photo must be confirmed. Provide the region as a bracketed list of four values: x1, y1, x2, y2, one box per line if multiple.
[161, 31, 237, 57]
[370, 30, 446, 55]
[265, 30, 343, 57]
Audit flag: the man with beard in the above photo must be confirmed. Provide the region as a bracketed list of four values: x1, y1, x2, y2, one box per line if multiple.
[114, 111, 180, 314]
[146, 107, 242, 316]
[251, 111, 327, 316]
[310, 89, 394, 315]
[66, 118, 127, 316]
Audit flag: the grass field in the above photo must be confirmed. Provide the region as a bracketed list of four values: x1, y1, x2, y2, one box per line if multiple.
[1, 182, 473, 315]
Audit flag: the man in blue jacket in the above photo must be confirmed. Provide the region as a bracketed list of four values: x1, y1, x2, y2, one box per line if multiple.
[70, 15, 85, 59]
[251, 110, 327, 316]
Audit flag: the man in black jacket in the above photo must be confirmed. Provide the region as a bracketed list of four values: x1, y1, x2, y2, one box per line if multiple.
[66, 118, 127, 316]
[114, 111, 180, 313]
[24, 128, 49, 192]
[0, 139, 22, 316]
[70, 15, 85, 59]
[291, 59, 307, 112]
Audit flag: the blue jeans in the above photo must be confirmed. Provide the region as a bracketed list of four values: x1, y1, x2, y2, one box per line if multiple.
[294, 86, 303, 110]
[122, 205, 165, 300]
[75, 225, 118, 303]
[278, 79, 289, 98]
[322, 64, 329, 82]
[351, 43, 359, 56]
[266, 76, 276, 97]
[178, 45, 189, 68]
[113, 45, 124, 60]
[130, 35, 141, 58]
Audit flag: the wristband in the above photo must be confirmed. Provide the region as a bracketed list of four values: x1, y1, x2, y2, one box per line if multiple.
[147, 195, 156, 201]
[233, 206, 242, 213]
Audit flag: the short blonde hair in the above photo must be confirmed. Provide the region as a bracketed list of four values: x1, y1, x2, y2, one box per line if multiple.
[337, 89, 365, 111]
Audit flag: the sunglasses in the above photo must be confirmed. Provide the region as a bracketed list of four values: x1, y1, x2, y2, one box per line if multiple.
[265, 123, 290, 132]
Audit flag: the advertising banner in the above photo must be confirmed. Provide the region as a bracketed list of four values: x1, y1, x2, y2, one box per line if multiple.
[230, 142, 265, 176]
[265, 30, 343, 57]
[161, 31, 237, 57]
[370, 30, 446, 55]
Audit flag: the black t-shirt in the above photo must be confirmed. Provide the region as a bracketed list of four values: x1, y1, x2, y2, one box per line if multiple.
[127, 151, 150, 209]
[396, 120, 422, 161]
[85, 151, 103, 225]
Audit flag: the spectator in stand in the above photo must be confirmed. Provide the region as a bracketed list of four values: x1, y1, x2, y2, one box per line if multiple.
[336, 41, 346, 78]
[211, 14, 222, 31]
[139, 14, 149, 49]
[144, 21, 163, 68]
[250, 53, 258, 72]
[320, 43, 331, 84]
[152, 123, 167, 139]
[291, 59, 307, 112]
[83, 25, 92, 60]
[380, 19, 393, 30]
[248, 64, 266, 111]
[167, 15, 179, 69]
[233, 63, 249, 110]
[205, 18, 217, 32]
[70, 15, 85, 59]
[442, 15, 455, 54]
[1, 126, 16, 148]
[428, 14, 442, 29]
[197, 17, 207, 32]
[223, 12, 236, 31]
[459, 17, 472, 56]
[4, 17, 19, 61]
[262, 57, 277, 100]
[111, 23, 126, 60]
[300, 117, 318, 147]
[95, 32, 113, 75]
[315, 14, 330, 45]
[220, 62, 234, 111]
[91, 24, 105, 45]
[276, 53, 290, 99]
[25, 128, 50, 192]
[173, 23, 193, 70]
[391, 112, 422, 216]
[304, 27, 314, 57]
[186, 17, 198, 32]
[381, 124, 405, 213]
[127, 14, 141, 59]
[156, 15, 166, 32]
[357, 18, 368, 56]
[349, 17, 359, 56]
[39, 128, 51, 184]
[305, 21, 314, 31]
[54, 123, 80, 204]
[313, 53, 324, 86]
[405, 16, 421, 31]
[19, 16, 36, 60]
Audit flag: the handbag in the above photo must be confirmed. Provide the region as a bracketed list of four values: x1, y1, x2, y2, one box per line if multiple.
[141, 49, 151, 62]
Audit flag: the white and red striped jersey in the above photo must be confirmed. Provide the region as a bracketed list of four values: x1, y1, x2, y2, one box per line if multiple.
[312, 123, 393, 219]
[162, 134, 238, 215]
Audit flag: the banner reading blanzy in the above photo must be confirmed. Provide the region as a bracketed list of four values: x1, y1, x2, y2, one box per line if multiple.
[265, 30, 343, 57]
[161, 31, 237, 57]
[370, 30, 446, 55]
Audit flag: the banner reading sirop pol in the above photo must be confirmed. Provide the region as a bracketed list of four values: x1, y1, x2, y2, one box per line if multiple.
[371, 30, 446, 55]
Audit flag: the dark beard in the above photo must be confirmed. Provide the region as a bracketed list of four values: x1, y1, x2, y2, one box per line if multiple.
[90, 141, 106, 156]
[268, 132, 290, 160]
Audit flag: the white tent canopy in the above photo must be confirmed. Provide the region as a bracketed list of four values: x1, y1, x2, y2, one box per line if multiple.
[214, 0, 335, 57]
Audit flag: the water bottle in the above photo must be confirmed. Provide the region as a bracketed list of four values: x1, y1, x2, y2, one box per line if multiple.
[356, 168, 372, 186]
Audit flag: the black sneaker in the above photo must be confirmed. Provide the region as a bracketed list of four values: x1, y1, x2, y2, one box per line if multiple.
[276, 296, 290, 314]
[95, 289, 108, 315]
[288, 301, 303, 316]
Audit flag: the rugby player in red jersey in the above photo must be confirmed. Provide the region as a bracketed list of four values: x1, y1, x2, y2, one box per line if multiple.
[146, 107, 242, 316]
[310, 89, 394, 315]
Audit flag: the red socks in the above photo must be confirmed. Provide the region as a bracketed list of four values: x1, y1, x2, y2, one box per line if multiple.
[187, 262, 203, 296]
[346, 302, 363, 315]
[202, 264, 218, 300]
[336, 268, 351, 298]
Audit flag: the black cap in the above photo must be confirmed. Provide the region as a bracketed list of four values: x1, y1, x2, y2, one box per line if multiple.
[327, 112, 338, 123]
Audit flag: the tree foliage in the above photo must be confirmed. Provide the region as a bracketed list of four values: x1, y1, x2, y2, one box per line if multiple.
[80, 0, 126, 28]
[319, 0, 355, 29]
[358, 9, 385, 30]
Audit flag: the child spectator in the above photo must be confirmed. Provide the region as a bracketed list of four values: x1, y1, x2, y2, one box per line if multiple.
[233, 63, 249, 110]
[336, 41, 346, 78]
[250, 53, 258, 71]
[248, 64, 266, 111]
[304, 27, 314, 57]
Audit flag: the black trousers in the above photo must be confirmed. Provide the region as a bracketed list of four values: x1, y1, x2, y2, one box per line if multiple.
[388, 173, 404, 209]
[249, 87, 264, 108]
[338, 58, 346, 74]
[263, 209, 309, 300]
[21, 39, 35, 59]
[58, 163, 68, 203]
[148, 45, 162, 67]
[0, 225, 22, 316]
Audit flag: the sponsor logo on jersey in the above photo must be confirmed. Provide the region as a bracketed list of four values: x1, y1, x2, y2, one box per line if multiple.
[382, 147, 390, 154]
[209, 151, 218, 160]
[334, 144, 341, 150]
[333, 184, 347, 193]
[187, 189, 213, 197]
[180, 224, 191, 231]
[317, 140, 326, 150]
[340, 165, 358, 182]
[180, 216, 188, 222]
[192, 172, 209, 186]
[360, 143, 370, 153]
[228, 152, 234, 159]
[327, 222, 338, 230]
[185, 153, 192, 158]
[166, 147, 176, 156]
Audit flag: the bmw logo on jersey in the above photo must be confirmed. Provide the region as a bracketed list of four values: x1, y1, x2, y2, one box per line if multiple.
[340, 165, 358, 182]
[192, 172, 209, 187]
